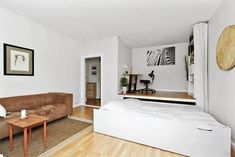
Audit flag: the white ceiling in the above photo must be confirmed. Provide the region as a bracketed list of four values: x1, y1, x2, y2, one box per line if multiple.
[0, 0, 223, 48]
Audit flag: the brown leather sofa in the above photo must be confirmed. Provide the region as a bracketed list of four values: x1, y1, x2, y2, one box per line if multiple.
[0, 92, 73, 140]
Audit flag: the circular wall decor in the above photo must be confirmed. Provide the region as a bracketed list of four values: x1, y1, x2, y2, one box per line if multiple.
[216, 25, 235, 71]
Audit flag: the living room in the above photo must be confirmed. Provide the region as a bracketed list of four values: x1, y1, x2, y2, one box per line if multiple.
[1, 0, 235, 157]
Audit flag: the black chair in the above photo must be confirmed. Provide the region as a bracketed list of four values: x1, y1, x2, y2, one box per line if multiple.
[139, 70, 156, 93]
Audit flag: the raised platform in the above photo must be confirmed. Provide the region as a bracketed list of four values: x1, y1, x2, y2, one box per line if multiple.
[119, 91, 196, 105]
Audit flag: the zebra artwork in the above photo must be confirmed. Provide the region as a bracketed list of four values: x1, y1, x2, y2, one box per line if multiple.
[147, 47, 175, 66]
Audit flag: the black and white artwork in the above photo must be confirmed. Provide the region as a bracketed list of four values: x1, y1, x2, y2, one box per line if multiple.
[4, 44, 34, 76]
[10, 51, 29, 71]
[147, 47, 175, 66]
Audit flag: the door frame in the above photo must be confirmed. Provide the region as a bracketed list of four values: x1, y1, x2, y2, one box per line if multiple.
[81, 54, 103, 106]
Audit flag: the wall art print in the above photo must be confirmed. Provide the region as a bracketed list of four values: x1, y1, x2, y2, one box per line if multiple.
[4, 43, 34, 76]
[147, 46, 175, 66]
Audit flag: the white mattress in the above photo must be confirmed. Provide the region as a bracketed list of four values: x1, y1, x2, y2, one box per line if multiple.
[101, 99, 224, 130]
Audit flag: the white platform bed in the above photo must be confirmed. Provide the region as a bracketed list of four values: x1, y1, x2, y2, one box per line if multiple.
[94, 99, 231, 157]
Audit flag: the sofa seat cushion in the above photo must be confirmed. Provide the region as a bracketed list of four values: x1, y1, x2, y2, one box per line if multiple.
[48, 103, 67, 121]
[31, 105, 55, 116]
[27, 109, 36, 115]
[9, 112, 21, 117]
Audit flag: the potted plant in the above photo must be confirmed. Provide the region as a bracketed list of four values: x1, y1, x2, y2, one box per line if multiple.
[120, 76, 128, 94]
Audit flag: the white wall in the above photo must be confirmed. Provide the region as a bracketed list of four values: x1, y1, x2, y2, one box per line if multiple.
[132, 43, 188, 91]
[118, 39, 132, 91]
[85, 57, 101, 98]
[208, 0, 235, 143]
[79, 37, 119, 106]
[0, 8, 80, 106]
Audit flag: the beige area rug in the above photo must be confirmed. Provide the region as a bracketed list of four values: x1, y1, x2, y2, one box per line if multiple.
[0, 118, 91, 157]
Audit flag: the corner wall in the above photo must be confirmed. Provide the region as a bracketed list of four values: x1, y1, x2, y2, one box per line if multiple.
[118, 39, 132, 91]
[208, 0, 235, 142]
[79, 37, 119, 105]
[132, 43, 188, 92]
[0, 8, 80, 106]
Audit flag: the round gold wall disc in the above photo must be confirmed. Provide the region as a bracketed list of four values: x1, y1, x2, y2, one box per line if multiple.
[216, 25, 235, 71]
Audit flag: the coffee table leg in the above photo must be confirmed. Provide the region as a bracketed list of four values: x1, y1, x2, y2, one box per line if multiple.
[24, 128, 27, 157]
[9, 124, 13, 151]
[29, 127, 32, 142]
[43, 121, 47, 148]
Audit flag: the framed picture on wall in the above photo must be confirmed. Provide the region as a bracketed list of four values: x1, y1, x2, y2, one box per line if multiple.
[91, 65, 97, 75]
[92, 66, 97, 70]
[3, 43, 34, 76]
[147, 46, 175, 66]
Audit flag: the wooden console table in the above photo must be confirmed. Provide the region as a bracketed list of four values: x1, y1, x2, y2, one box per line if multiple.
[7, 114, 49, 157]
[124, 74, 142, 93]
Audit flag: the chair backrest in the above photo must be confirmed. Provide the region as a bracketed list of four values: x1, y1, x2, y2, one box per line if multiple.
[148, 70, 155, 83]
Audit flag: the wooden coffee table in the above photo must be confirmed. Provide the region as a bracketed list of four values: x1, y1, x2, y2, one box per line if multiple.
[7, 114, 49, 157]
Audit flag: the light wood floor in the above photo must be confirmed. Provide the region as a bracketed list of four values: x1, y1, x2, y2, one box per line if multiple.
[86, 98, 101, 107]
[50, 132, 185, 157]
[71, 106, 94, 121]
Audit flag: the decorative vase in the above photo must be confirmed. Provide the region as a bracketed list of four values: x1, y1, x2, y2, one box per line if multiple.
[122, 87, 127, 94]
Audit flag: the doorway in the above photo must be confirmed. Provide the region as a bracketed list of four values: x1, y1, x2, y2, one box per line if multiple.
[85, 57, 101, 107]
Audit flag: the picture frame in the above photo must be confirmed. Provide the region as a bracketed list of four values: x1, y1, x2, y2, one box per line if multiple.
[4, 43, 34, 76]
[92, 66, 97, 70]
[147, 46, 175, 66]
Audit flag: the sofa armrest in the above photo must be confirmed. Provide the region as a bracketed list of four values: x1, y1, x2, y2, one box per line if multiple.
[50, 92, 73, 115]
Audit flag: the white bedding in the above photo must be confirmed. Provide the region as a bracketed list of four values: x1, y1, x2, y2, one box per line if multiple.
[101, 99, 224, 129]
[96, 99, 231, 156]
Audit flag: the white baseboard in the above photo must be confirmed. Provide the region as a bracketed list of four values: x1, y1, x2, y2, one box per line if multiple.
[232, 141, 235, 151]
[73, 103, 82, 108]
[84, 104, 100, 108]
[73, 104, 100, 109]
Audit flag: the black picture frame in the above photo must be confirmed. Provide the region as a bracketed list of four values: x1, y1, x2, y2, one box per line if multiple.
[3, 43, 34, 76]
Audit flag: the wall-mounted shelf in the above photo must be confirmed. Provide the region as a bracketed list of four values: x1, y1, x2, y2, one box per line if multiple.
[189, 39, 194, 46]
[187, 33, 195, 98]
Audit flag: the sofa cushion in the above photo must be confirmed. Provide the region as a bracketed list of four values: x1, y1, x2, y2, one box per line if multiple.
[49, 103, 67, 121]
[0, 94, 54, 112]
[30, 104, 55, 117]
